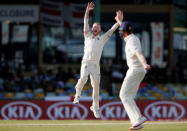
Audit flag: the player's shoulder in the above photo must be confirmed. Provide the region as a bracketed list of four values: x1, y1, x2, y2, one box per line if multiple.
[127, 34, 136, 43]
[131, 34, 140, 43]
[100, 32, 106, 38]
[131, 34, 139, 40]
[84, 32, 92, 39]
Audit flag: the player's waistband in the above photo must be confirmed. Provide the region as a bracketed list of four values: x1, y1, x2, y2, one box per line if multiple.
[82, 59, 99, 64]
[128, 65, 144, 69]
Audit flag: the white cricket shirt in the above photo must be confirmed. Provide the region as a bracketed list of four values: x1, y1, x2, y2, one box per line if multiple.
[124, 34, 143, 68]
[83, 23, 119, 64]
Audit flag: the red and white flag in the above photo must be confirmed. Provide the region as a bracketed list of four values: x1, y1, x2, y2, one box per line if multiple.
[62, 2, 72, 27]
[62, 3, 87, 28]
[40, 1, 88, 28]
[70, 3, 86, 28]
[40, 0, 63, 26]
[151, 22, 164, 66]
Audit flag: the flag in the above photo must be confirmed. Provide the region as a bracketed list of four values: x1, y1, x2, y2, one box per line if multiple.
[151, 22, 164, 66]
[40, 0, 63, 26]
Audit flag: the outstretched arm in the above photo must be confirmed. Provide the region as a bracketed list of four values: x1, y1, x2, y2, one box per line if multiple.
[84, 2, 94, 37]
[136, 51, 151, 72]
[103, 10, 123, 43]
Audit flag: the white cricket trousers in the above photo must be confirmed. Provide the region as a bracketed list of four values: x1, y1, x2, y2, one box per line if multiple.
[75, 60, 100, 110]
[119, 67, 145, 125]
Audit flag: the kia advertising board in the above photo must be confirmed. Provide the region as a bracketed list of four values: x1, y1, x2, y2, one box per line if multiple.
[47, 102, 88, 120]
[99, 101, 128, 120]
[0, 100, 186, 120]
[144, 101, 185, 120]
[0, 101, 42, 120]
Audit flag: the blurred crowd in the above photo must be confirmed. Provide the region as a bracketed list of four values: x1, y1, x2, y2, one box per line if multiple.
[0, 62, 186, 100]
[137, 83, 187, 100]
[0, 65, 78, 99]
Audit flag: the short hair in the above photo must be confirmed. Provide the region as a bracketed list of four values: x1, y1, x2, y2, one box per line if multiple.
[93, 22, 100, 26]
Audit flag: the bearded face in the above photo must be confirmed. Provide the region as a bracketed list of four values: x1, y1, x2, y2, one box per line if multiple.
[92, 23, 101, 36]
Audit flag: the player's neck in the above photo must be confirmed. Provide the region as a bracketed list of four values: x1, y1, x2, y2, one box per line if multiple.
[92, 33, 99, 38]
[123, 33, 132, 38]
[123, 33, 128, 38]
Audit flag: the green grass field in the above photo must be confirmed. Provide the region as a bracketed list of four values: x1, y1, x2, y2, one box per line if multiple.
[0, 120, 187, 131]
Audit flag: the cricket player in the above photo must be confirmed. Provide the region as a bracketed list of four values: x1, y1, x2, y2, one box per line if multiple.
[118, 22, 151, 130]
[73, 2, 123, 118]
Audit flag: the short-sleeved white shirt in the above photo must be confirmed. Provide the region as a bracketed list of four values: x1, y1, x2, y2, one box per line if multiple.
[124, 34, 143, 68]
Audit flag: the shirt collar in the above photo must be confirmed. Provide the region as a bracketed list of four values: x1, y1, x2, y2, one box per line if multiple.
[124, 34, 133, 43]
[92, 34, 100, 40]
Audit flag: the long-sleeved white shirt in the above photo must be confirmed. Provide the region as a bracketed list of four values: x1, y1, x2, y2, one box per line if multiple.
[124, 34, 143, 68]
[82, 23, 119, 64]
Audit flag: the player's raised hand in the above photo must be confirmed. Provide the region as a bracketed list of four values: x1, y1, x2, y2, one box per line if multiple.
[115, 10, 123, 25]
[117, 10, 123, 21]
[86, 2, 95, 12]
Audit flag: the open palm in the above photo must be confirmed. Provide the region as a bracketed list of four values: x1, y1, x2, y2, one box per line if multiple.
[87, 2, 94, 11]
[115, 10, 123, 22]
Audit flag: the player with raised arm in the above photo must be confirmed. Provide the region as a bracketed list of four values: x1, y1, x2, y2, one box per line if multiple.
[118, 21, 151, 130]
[73, 2, 123, 118]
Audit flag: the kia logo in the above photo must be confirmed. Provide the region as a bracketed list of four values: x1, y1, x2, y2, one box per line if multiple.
[47, 102, 88, 120]
[99, 102, 127, 120]
[1, 101, 42, 120]
[144, 101, 185, 120]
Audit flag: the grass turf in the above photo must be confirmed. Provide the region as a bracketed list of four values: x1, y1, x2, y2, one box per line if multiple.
[0, 120, 187, 131]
